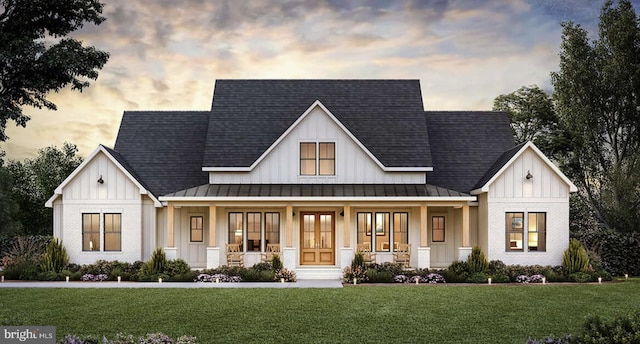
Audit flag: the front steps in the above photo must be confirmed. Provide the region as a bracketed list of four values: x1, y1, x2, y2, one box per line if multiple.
[295, 266, 343, 280]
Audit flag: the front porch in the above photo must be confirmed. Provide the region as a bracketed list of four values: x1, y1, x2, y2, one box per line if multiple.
[159, 206, 476, 278]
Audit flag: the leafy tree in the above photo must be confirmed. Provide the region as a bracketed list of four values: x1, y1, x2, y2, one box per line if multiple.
[492, 85, 559, 157]
[551, 0, 640, 232]
[0, 149, 21, 236]
[6, 142, 82, 235]
[0, 0, 110, 141]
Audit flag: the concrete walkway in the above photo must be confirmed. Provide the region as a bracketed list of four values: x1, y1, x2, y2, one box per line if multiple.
[0, 279, 343, 289]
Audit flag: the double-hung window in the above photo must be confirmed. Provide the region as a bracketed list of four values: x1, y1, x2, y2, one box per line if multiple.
[83, 213, 121, 252]
[300, 142, 335, 176]
[357, 212, 409, 252]
[505, 212, 546, 252]
[82, 213, 100, 251]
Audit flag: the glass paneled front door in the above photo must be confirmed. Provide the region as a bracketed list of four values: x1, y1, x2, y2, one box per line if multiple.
[300, 212, 335, 265]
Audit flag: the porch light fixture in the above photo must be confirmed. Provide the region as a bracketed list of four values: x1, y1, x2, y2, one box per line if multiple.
[97, 175, 104, 184]
[526, 170, 533, 180]
[340, 211, 344, 217]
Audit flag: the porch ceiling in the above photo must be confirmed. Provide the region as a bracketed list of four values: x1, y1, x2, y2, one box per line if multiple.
[161, 184, 471, 199]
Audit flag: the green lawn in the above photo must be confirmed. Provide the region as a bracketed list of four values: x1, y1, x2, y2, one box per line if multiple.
[1, 279, 639, 343]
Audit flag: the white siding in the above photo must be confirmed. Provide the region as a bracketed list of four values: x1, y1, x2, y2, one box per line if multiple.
[58, 151, 144, 265]
[483, 148, 571, 266]
[141, 197, 157, 261]
[489, 149, 569, 199]
[209, 106, 426, 184]
[63, 152, 140, 201]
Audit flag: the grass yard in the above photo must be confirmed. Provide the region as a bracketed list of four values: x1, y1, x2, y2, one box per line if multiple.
[1, 279, 639, 343]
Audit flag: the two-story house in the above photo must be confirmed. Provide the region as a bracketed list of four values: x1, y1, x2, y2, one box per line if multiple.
[46, 80, 577, 279]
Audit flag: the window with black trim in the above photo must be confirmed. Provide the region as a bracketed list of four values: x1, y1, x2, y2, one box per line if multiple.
[432, 216, 445, 242]
[104, 213, 122, 251]
[375, 212, 390, 252]
[506, 212, 524, 251]
[528, 213, 546, 251]
[82, 213, 100, 251]
[247, 212, 261, 251]
[300, 142, 335, 176]
[229, 213, 243, 250]
[300, 142, 316, 175]
[190, 216, 203, 242]
[393, 213, 408, 251]
[265, 212, 280, 246]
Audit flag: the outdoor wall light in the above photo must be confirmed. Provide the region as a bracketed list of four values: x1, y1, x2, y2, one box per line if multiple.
[526, 170, 533, 180]
[97, 175, 104, 184]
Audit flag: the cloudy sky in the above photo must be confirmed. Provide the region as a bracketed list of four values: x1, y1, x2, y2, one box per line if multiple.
[3, 0, 637, 160]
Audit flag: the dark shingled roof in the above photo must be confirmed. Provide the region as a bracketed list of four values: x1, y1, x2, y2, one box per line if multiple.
[163, 184, 471, 198]
[472, 142, 526, 191]
[113, 111, 211, 197]
[425, 111, 515, 193]
[203, 79, 432, 168]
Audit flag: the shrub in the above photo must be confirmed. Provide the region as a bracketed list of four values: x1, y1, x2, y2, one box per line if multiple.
[40, 238, 69, 273]
[491, 274, 511, 283]
[148, 248, 167, 275]
[351, 252, 365, 269]
[563, 239, 589, 274]
[568, 272, 592, 283]
[442, 260, 469, 283]
[164, 259, 190, 277]
[365, 268, 393, 283]
[573, 229, 640, 276]
[343, 265, 367, 283]
[1, 236, 49, 280]
[467, 246, 488, 273]
[488, 260, 508, 276]
[275, 268, 296, 282]
[271, 254, 283, 271]
[579, 309, 640, 343]
[465, 272, 489, 283]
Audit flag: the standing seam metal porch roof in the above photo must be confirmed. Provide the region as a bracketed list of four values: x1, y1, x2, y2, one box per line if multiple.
[161, 184, 471, 199]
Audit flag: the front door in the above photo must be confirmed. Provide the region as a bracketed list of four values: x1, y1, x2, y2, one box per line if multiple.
[300, 212, 335, 265]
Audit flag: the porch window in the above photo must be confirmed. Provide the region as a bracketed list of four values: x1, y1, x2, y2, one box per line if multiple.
[506, 212, 524, 251]
[432, 216, 445, 242]
[190, 216, 203, 242]
[375, 212, 390, 252]
[229, 213, 243, 251]
[247, 212, 261, 251]
[265, 212, 280, 246]
[393, 212, 408, 251]
[82, 213, 100, 251]
[528, 213, 546, 251]
[357, 212, 372, 248]
[104, 213, 122, 251]
[300, 143, 316, 175]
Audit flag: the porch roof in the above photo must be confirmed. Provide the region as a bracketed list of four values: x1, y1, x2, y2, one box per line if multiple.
[159, 184, 473, 201]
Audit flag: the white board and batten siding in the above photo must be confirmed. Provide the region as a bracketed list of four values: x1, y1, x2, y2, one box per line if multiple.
[485, 147, 571, 266]
[59, 151, 145, 265]
[209, 106, 426, 185]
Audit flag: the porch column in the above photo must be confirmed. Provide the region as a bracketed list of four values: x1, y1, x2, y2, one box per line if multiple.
[462, 205, 470, 247]
[458, 204, 472, 261]
[206, 205, 220, 269]
[165, 204, 177, 260]
[417, 205, 431, 269]
[283, 205, 296, 270]
[343, 206, 351, 247]
[167, 205, 175, 247]
[208, 205, 217, 247]
[420, 205, 428, 247]
[286, 205, 293, 247]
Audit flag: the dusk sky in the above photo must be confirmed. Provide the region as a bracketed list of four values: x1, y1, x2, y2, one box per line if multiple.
[3, 0, 638, 160]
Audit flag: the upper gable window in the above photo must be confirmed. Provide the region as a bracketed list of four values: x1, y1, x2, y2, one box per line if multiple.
[300, 142, 335, 176]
